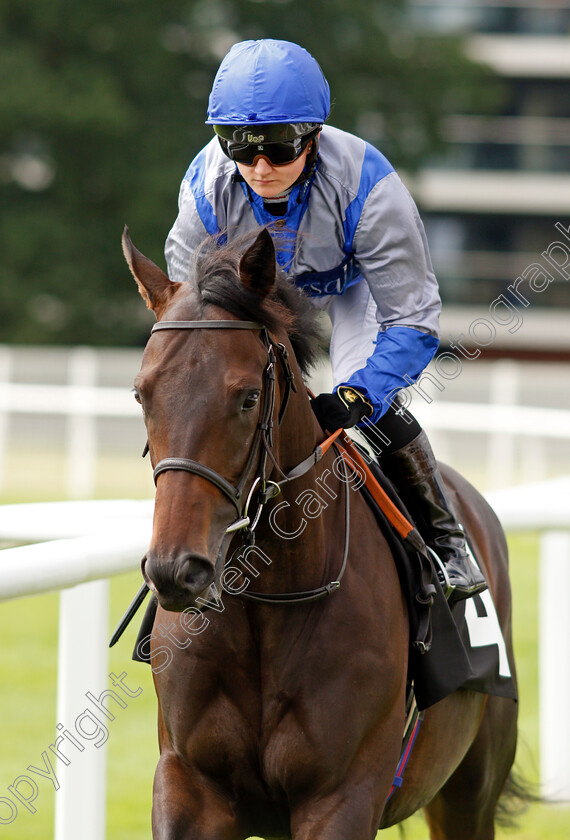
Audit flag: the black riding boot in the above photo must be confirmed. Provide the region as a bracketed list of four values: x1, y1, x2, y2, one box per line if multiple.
[378, 430, 488, 604]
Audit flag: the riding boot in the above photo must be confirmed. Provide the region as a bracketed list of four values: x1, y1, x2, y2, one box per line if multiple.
[376, 430, 488, 604]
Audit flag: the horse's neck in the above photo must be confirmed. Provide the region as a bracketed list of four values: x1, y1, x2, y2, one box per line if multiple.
[273, 334, 319, 467]
[254, 383, 345, 588]
[277, 391, 318, 472]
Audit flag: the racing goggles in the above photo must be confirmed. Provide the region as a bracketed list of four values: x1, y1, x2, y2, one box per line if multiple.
[219, 129, 318, 166]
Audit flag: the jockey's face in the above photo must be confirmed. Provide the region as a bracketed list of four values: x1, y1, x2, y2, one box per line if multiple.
[235, 142, 312, 199]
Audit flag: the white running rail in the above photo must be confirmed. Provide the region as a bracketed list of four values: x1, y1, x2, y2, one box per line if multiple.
[1, 349, 570, 497]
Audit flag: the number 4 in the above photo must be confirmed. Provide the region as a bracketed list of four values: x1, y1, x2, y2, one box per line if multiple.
[464, 590, 512, 679]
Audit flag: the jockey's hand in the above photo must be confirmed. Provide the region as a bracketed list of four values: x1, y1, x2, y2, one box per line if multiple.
[311, 386, 374, 432]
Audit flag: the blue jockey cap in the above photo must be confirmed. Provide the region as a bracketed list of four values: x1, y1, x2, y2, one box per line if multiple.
[206, 39, 331, 126]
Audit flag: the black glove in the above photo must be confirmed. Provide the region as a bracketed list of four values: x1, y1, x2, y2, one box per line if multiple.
[311, 386, 374, 432]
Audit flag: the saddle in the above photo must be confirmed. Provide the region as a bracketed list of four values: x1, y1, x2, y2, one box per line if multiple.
[335, 432, 517, 710]
[333, 432, 474, 710]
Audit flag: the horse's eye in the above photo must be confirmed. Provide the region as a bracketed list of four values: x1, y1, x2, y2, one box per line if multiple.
[242, 390, 261, 411]
[133, 389, 142, 405]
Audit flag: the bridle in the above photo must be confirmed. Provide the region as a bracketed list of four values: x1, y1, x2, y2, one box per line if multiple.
[150, 319, 295, 535]
[148, 317, 351, 605]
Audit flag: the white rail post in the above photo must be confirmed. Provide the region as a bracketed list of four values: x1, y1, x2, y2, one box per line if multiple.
[520, 435, 547, 485]
[487, 360, 519, 490]
[0, 346, 13, 494]
[54, 580, 109, 840]
[66, 348, 98, 499]
[539, 530, 570, 801]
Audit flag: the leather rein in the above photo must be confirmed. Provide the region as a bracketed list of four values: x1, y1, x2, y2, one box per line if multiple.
[149, 318, 351, 605]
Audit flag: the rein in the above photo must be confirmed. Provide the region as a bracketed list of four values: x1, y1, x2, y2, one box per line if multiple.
[237, 451, 351, 605]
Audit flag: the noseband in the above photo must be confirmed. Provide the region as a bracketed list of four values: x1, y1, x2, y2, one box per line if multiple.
[150, 319, 293, 535]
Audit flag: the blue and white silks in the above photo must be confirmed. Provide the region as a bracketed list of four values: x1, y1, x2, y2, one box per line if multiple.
[165, 125, 441, 421]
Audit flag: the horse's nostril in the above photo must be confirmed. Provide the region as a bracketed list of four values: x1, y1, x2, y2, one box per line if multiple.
[179, 556, 215, 594]
[141, 551, 214, 607]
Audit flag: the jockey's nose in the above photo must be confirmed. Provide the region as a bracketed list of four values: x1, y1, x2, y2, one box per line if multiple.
[252, 155, 274, 174]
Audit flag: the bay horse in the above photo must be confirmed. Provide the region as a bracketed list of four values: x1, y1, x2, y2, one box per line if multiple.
[123, 226, 520, 840]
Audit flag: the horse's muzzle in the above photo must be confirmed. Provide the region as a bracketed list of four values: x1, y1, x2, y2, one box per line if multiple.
[141, 551, 215, 611]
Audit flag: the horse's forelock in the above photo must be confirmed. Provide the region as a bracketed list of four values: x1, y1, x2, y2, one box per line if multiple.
[192, 235, 320, 375]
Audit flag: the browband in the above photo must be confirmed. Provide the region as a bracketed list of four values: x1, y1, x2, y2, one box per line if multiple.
[152, 320, 263, 332]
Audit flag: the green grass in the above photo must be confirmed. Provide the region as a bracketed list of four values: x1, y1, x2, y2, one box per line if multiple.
[1, 467, 568, 838]
[0, 576, 158, 839]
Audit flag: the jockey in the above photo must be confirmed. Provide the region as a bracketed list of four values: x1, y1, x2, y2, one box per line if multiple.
[165, 38, 487, 604]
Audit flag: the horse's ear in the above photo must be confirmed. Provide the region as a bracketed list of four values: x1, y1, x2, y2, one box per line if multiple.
[239, 229, 276, 298]
[122, 226, 181, 315]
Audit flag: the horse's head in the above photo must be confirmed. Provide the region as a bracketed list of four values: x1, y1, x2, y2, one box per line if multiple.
[123, 227, 318, 611]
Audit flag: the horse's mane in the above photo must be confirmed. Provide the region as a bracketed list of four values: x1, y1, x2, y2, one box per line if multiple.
[192, 234, 322, 375]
